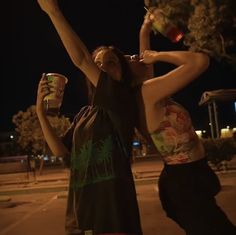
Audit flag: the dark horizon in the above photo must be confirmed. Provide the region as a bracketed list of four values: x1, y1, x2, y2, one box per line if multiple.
[3, 0, 236, 134]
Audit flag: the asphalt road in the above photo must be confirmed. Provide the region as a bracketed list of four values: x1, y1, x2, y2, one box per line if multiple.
[0, 175, 236, 235]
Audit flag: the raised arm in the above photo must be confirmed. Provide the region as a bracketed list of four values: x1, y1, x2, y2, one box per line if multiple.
[141, 50, 209, 104]
[139, 11, 154, 79]
[37, 0, 100, 86]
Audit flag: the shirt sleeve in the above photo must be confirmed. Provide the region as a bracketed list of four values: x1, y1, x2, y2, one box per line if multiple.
[61, 106, 89, 167]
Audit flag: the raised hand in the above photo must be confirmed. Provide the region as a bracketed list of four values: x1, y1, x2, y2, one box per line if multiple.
[37, 0, 60, 15]
[143, 11, 153, 30]
[36, 73, 51, 114]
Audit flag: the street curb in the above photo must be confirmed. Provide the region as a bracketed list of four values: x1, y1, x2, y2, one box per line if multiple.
[0, 170, 236, 196]
[0, 185, 68, 196]
[0, 177, 68, 186]
[215, 169, 236, 177]
[0, 177, 160, 196]
[0, 195, 11, 202]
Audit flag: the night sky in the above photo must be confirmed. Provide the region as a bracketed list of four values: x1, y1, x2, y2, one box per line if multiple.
[3, 0, 236, 134]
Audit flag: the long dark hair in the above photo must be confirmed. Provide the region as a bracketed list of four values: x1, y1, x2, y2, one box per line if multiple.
[86, 45, 134, 104]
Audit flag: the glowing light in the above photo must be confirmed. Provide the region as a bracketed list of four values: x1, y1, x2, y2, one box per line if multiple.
[174, 32, 184, 42]
[195, 130, 202, 138]
[221, 128, 233, 138]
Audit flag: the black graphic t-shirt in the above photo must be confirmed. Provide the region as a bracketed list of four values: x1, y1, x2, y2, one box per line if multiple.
[62, 72, 142, 235]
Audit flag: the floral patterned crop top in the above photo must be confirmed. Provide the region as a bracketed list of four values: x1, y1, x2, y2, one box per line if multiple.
[150, 99, 204, 165]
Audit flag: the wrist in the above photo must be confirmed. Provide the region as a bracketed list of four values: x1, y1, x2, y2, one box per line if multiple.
[47, 7, 62, 18]
[36, 103, 46, 117]
[140, 25, 152, 35]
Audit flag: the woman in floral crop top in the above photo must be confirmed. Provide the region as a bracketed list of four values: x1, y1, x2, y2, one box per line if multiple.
[129, 8, 236, 235]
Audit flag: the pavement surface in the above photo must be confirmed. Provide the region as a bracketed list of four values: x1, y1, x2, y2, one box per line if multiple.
[0, 156, 236, 235]
[0, 156, 165, 195]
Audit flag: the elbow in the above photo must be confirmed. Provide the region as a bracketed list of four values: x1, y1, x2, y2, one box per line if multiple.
[73, 56, 85, 68]
[70, 51, 86, 69]
[195, 53, 210, 73]
[72, 57, 83, 69]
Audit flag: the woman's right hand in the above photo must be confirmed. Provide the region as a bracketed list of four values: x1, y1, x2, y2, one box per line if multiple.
[140, 50, 158, 64]
[36, 73, 51, 115]
[37, 0, 60, 15]
[148, 7, 165, 24]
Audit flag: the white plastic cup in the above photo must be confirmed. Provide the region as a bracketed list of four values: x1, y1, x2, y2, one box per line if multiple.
[43, 73, 68, 115]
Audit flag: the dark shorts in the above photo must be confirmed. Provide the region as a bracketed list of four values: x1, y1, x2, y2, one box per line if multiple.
[158, 158, 236, 235]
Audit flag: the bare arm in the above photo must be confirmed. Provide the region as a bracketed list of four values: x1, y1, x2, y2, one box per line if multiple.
[139, 12, 154, 79]
[36, 74, 69, 158]
[141, 50, 210, 104]
[37, 0, 100, 86]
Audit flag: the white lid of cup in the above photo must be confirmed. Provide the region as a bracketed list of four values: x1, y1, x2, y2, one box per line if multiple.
[46, 73, 68, 83]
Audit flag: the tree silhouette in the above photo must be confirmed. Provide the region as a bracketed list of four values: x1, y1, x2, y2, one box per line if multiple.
[145, 0, 236, 68]
[12, 105, 71, 156]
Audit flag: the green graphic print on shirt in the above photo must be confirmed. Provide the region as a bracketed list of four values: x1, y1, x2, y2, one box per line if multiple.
[70, 135, 115, 189]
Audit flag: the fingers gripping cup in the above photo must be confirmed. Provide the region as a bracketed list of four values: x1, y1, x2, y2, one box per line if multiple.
[43, 73, 68, 115]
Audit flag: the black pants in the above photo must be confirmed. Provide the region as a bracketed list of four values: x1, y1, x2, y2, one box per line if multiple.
[158, 158, 236, 235]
